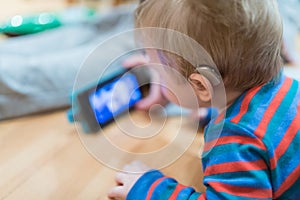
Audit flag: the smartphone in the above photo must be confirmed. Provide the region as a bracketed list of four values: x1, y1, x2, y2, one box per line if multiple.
[70, 69, 144, 133]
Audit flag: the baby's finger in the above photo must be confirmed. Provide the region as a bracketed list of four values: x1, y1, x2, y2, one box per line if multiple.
[135, 95, 159, 110]
[130, 160, 151, 171]
[123, 163, 134, 172]
[135, 83, 168, 110]
[122, 55, 149, 68]
[107, 186, 126, 199]
[115, 172, 126, 185]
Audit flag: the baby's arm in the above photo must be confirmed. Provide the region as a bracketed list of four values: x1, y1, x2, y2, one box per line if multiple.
[108, 149, 272, 200]
[199, 130, 273, 199]
[108, 161, 202, 200]
[125, 148, 272, 199]
[116, 125, 273, 200]
[108, 122, 273, 200]
[126, 170, 202, 200]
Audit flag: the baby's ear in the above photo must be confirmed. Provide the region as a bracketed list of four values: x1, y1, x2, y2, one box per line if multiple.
[189, 73, 213, 103]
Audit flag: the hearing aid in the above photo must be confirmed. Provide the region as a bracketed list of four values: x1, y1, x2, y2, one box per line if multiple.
[195, 64, 222, 86]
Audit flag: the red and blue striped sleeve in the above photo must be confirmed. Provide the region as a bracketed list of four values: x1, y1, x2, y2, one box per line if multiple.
[127, 122, 273, 200]
[127, 170, 202, 200]
[127, 157, 271, 199]
[201, 122, 273, 199]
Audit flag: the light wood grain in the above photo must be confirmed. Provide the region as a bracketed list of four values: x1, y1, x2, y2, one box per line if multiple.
[0, 110, 205, 199]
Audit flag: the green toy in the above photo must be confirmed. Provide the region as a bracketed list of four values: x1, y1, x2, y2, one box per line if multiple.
[0, 6, 96, 36]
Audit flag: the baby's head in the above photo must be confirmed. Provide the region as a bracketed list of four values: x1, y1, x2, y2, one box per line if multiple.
[135, 0, 283, 107]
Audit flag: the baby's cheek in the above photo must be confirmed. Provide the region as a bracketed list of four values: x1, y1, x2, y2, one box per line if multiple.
[161, 86, 197, 108]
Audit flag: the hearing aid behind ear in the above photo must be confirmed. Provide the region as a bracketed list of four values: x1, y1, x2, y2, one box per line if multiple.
[195, 65, 222, 86]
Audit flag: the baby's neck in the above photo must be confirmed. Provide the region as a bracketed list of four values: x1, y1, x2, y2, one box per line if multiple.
[226, 89, 243, 108]
[214, 88, 243, 115]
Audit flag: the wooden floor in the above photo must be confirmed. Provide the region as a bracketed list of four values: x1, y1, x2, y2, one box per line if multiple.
[0, 110, 205, 199]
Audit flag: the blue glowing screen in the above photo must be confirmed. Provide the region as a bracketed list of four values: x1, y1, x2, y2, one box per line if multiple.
[89, 73, 142, 124]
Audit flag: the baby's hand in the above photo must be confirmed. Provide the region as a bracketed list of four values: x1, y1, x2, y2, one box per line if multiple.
[108, 161, 151, 200]
[123, 55, 168, 110]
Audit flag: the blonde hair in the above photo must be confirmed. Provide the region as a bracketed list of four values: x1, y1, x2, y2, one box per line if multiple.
[136, 0, 283, 91]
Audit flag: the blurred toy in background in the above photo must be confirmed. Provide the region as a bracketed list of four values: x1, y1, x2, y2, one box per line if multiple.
[0, 6, 96, 36]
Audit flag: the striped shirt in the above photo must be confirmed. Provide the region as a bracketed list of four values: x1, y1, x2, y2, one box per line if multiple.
[127, 73, 300, 200]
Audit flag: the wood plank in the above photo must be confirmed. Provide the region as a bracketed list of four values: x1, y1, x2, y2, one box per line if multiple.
[0, 110, 205, 199]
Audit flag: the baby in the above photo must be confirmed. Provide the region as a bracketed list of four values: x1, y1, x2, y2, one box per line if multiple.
[108, 0, 300, 199]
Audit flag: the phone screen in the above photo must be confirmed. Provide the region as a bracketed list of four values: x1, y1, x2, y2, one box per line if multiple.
[88, 72, 142, 125]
